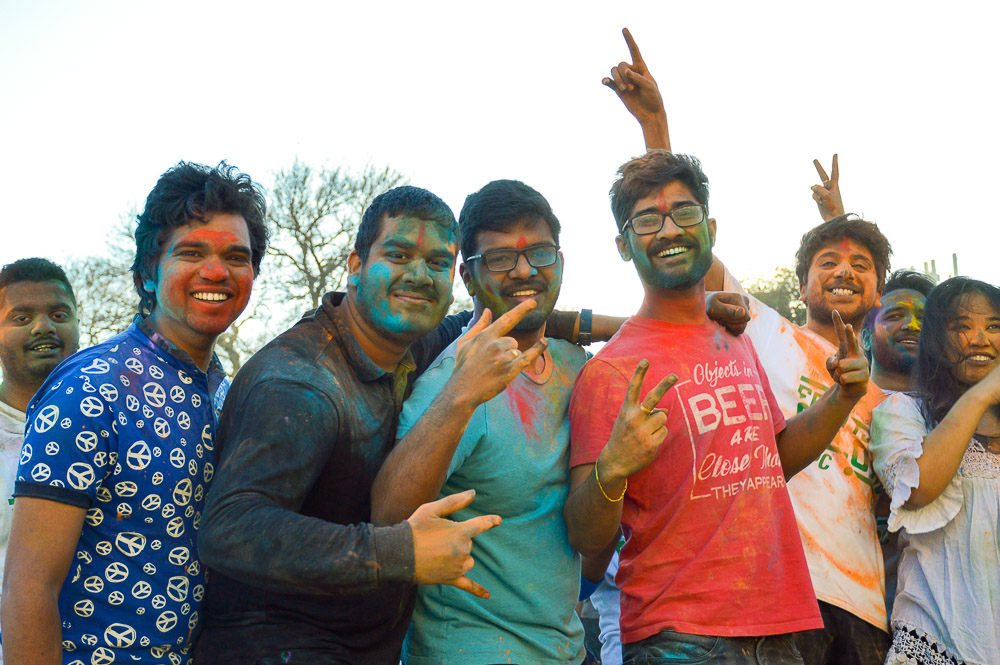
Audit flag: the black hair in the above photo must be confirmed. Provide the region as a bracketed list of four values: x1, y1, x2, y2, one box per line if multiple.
[862, 269, 936, 334]
[131, 161, 269, 317]
[609, 150, 710, 233]
[458, 179, 560, 260]
[914, 277, 1000, 427]
[794, 214, 892, 293]
[354, 186, 456, 262]
[0, 258, 75, 305]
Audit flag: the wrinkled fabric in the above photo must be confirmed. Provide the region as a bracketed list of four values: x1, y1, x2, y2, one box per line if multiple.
[195, 293, 468, 665]
[871, 393, 1000, 665]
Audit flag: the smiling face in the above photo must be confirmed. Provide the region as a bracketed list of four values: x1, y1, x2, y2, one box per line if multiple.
[944, 291, 1000, 388]
[869, 288, 926, 375]
[145, 212, 254, 361]
[351, 214, 457, 342]
[461, 217, 562, 331]
[616, 180, 715, 291]
[800, 237, 881, 326]
[0, 280, 80, 388]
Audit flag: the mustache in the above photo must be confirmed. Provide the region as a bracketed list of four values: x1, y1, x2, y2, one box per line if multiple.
[647, 238, 696, 256]
[390, 285, 439, 301]
[501, 281, 548, 297]
[26, 337, 63, 351]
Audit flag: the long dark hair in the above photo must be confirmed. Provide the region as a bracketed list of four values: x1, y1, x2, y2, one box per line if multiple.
[914, 276, 1000, 427]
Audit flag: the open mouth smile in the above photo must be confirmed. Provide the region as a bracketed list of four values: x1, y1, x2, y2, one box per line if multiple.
[655, 246, 690, 259]
[191, 292, 231, 302]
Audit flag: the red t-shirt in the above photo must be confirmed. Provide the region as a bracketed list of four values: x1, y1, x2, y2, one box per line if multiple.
[569, 316, 822, 642]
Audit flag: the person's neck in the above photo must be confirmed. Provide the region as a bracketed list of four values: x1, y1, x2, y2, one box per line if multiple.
[870, 362, 911, 392]
[805, 310, 866, 347]
[636, 280, 709, 325]
[145, 312, 215, 373]
[340, 293, 411, 373]
[0, 378, 41, 413]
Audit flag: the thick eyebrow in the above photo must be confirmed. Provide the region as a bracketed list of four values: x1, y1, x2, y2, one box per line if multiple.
[631, 200, 699, 216]
[382, 238, 455, 260]
[172, 239, 252, 256]
[7, 299, 75, 313]
[814, 250, 873, 264]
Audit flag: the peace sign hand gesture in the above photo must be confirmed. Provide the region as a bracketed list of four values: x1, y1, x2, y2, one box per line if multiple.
[826, 310, 870, 400]
[599, 360, 679, 480]
[811, 154, 846, 222]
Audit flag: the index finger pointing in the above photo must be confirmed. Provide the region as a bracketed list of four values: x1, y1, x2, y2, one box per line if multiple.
[622, 28, 645, 68]
[485, 299, 537, 338]
[640, 373, 678, 413]
[832, 309, 848, 357]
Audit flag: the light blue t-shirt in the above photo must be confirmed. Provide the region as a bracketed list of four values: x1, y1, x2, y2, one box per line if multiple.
[398, 337, 587, 665]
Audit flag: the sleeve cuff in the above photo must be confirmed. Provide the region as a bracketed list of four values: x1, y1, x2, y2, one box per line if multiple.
[13, 480, 92, 509]
[886, 459, 964, 535]
[373, 521, 415, 584]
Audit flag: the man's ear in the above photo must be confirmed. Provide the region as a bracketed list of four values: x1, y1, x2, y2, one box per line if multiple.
[708, 217, 717, 247]
[873, 289, 883, 309]
[459, 263, 474, 297]
[860, 327, 873, 352]
[615, 234, 632, 262]
[347, 250, 362, 289]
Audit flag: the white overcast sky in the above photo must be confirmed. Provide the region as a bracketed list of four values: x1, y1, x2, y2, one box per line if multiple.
[2, 1, 997, 317]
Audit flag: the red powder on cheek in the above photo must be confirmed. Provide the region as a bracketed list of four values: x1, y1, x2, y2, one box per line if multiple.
[515, 236, 527, 249]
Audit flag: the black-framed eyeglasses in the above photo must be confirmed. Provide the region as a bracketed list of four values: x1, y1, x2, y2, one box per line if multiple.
[465, 244, 560, 272]
[622, 205, 707, 235]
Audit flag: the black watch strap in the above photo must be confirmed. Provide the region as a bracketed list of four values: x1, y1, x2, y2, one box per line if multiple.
[578, 309, 593, 346]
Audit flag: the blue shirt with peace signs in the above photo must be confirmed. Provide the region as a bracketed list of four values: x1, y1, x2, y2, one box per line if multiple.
[13, 322, 228, 665]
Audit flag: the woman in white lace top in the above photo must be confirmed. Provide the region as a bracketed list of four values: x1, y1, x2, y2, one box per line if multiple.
[870, 277, 1000, 665]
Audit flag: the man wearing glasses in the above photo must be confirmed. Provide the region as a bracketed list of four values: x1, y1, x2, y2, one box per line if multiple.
[371, 179, 591, 664]
[565, 150, 873, 663]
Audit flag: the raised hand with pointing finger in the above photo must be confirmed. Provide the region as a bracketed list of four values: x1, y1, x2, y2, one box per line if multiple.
[811, 154, 846, 222]
[604, 28, 670, 151]
[448, 298, 549, 410]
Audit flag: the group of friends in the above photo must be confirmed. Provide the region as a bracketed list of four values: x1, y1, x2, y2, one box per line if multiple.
[0, 29, 997, 665]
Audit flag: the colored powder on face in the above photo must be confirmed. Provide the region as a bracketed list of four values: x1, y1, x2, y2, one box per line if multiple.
[416, 221, 425, 249]
[656, 188, 669, 212]
[515, 236, 527, 249]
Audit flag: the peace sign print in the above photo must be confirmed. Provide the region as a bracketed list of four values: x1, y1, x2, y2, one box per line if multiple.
[131, 580, 152, 599]
[169, 386, 186, 403]
[115, 481, 138, 497]
[115, 532, 147, 557]
[166, 576, 189, 602]
[104, 623, 137, 648]
[105, 561, 129, 583]
[176, 411, 190, 430]
[45, 441, 60, 455]
[169, 448, 185, 469]
[83, 575, 104, 594]
[154, 417, 171, 439]
[74, 599, 95, 617]
[126, 442, 151, 470]
[149, 364, 164, 380]
[77, 396, 104, 418]
[143, 382, 166, 408]
[167, 547, 189, 566]
[156, 611, 178, 633]
[125, 357, 144, 374]
[108, 590, 124, 605]
[34, 404, 60, 433]
[91, 646, 115, 665]
[67, 462, 96, 491]
[165, 516, 185, 538]
[172, 479, 192, 506]
[125, 394, 140, 412]
[85, 507, 103, 527]
[76, 430, 98, 452]
[141, 494, 161, 511]
[178, 369, 192, 385]
[30, 462, 51, 482]
[95, 540, 113, 556]
[19, 442, 32, 466]
[80, 358, 111, 374]
[98, 383, 119, 402]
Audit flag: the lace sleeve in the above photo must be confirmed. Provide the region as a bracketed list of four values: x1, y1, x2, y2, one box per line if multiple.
[870, 393, 964, 535]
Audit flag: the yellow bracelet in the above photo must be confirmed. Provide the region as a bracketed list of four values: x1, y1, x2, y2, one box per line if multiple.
[594, 462, 626, 502]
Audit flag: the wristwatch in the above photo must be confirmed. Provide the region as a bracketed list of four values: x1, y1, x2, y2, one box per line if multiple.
[578, 309, 593, 346]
